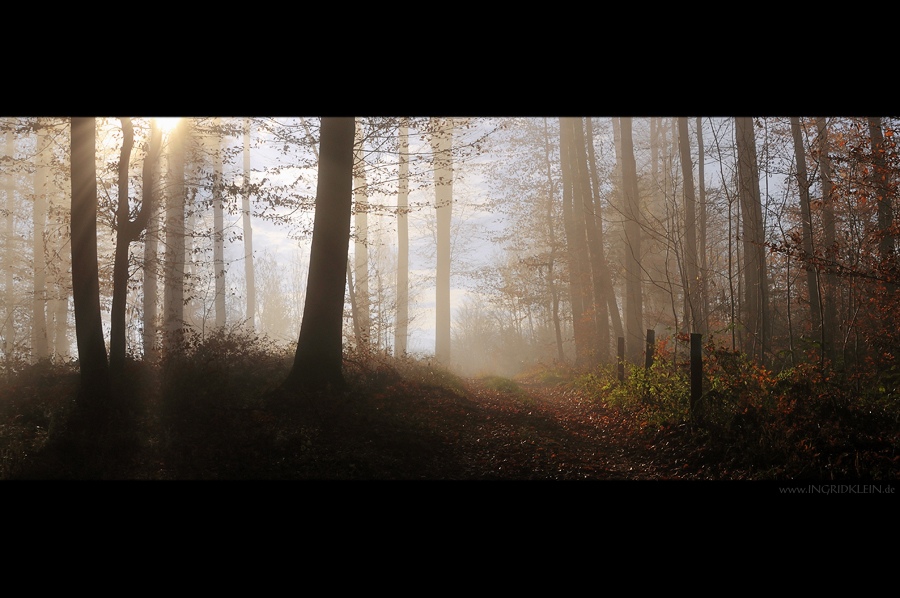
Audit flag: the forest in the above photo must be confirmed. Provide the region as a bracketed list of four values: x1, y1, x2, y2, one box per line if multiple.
[0, 115, 898, 484]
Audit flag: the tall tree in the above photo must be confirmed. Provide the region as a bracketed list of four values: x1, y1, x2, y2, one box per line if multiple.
[32, 119, 50, 361]
[3, 120, 16, 361]
[394, 120, 410, 357]
[735, 116, 769, 362]
[572, 117, 609, 363]
[868, 117, 895, 270]
[619, 117, 644, 363]
[559, 117, 590, 366]
[696, 116, 709, 335]
[163, 119, 187, 349]
[790, 117, 823, 349]
[70, 117, 109, 403]
[242, 118, 256, 331]
[585, 117, 623, 344]
[353, 120, 370, 347]
[431, 118, 453, 364]
[816, 117, 838, 364]
[142, 124, 162, 360]
[543, 118, 565, 362]
[678, 117, 703, 333]
[283, 117, 355, 392]
[110, 119, 161, 373]
[212, 118, 226, 329]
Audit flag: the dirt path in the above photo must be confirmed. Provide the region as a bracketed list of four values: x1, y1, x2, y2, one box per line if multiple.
[453, 379, 672, 480]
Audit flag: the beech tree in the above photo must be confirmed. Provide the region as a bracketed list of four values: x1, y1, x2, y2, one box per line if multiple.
[110, 118, 161, 373]
[395, 121, 410, 357]
[678, 117, 703, 334]
[619, 117, 643, 363]
[283, 117, 355, 392]
[431, 117, 453, 364]
[70, 117, 109, 403]
[735, 116, 769, 362]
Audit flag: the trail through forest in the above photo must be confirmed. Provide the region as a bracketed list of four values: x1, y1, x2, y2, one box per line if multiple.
[446, 378, 697, 480]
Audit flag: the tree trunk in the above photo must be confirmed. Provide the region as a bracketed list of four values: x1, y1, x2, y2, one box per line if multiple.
[70, 117, 109, 403]
[163, 120, 187, 350]
[816, 117, 838, 364]
[242, 118, 256, 331]
[696, 117, 709, 335]
[395, 121, 409, 357]
[213, 118, 226, 329]
[111, 119, 161, 373]
[868, 117, 895, 270]
[3, 120, 16, 361]
[572, 117, 609, 363]
[32, 119, 50, 362]
[559, 118, 589, 366]
[432, 118, 453, 365]
[110, 118, 135, 372]
[542, 118, 565, 363]
[284, 117, 355, 392]
[678, 117, 703, 334]
[620, 117, 644, 363]
[735, 116, 769, 362]
[790, 117, 824, 350]
[143, 127, 161, 361]
[354, 120, 370, 347]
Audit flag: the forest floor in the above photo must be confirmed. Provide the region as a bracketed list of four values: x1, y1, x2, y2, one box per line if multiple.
[0, 366, 753, 482]
[2, 353, 898, 487]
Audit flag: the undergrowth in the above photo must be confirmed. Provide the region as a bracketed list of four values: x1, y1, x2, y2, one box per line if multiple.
[570, 338, 900, 480]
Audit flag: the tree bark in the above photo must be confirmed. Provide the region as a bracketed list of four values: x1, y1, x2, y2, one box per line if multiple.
[790, 117, 823, 349]
[353, 120, 370, 347]
[395, 121, 409, 357]
[432, 118, 453, 365]
[735, 116, 769, 362]
[284, 117, 355, 392]
[32, 119, 50, 361]
[816, 117, 838, 364]
[70, 117, 109, 403]
[242, 118, 256, 331]
[163, 120, 187, 349]
[559, 118, 589, 366]
[678, 117, 703, 334]
[620, 117, 644, 363]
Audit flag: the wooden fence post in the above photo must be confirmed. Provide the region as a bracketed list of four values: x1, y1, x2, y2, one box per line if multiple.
[617, 337, 625, 382]
[645, 329, 655, 370]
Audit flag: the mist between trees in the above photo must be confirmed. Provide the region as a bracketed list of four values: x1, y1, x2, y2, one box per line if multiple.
[2, 116, 899, 393]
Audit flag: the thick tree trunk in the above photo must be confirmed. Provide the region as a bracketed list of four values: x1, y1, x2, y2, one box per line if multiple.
[735, 116, 769, 362]
[284, 117, 355, 392]
[559, 118, 590, 366]
[3, 121, 15, 361]
[70, 117, 109, 403]
[572, 117, 609, 363]
[32, 119, 49, 362]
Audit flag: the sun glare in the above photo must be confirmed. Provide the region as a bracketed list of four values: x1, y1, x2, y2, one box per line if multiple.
[153, 117, 182, 133]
